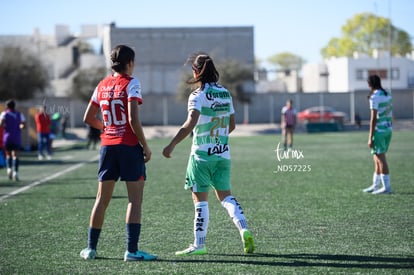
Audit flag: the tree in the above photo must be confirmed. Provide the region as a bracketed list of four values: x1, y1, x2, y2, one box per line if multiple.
[0, 47, 49, 100]
[217, 60, 253, 103]
[71, 67, 107, 101]
[176, 71, 194, 101]
[176, 59, 253, 103]
[321, 13, 412, 59]
[77, 40, 95, 54]
[267, 52, 305, 71]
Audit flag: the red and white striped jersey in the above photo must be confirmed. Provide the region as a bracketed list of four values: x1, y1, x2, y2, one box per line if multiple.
[90, 74, 143, 146]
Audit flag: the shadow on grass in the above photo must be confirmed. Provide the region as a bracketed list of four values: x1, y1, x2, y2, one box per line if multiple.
[71, 195, 128, 200]
[91, 256, 123, 261]
[0, 181, 24, 187]
[54, 144, 89, 152]
[20, 158, 95, 166]
[158, 253, 414, 269]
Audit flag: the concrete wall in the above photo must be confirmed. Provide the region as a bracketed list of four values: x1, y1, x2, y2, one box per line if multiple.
[6, 89, 413, 149]
[239, 89, 413, 124]
[143, 89, 414, 125]
[62, 90, 414, 126]
[106, 26, 255, 94]
[18, 89, 413, 127]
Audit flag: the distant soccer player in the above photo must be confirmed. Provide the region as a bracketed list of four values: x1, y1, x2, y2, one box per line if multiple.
[35, 105, 52, 160]
[80, 45, 157, 261]
[0, 99, 25, 181]
[363, 74, 392, 194]
[163, 53, 255, 255]
[281, 99, 297, 150]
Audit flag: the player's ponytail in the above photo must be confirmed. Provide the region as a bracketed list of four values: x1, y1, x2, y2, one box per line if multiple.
[110, 45, 135, 73]
[367, 74, 388, 97]
[187, 53, 219, 89]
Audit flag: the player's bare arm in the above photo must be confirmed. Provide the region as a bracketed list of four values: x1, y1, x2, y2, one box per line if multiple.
[128, 100, 151, 162]
[83, 103, 104, 131]
[368, 109, 377, 148]
[229, 114, 236, 134]
[162, 109, 200, 158]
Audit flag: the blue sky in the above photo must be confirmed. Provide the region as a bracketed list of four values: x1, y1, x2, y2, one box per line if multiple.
[1, 0, 413, 64]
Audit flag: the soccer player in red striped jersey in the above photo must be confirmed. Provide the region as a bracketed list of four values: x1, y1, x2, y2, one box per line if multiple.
[80, 45, 157, 261]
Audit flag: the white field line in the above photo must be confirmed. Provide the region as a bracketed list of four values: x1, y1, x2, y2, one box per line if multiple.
[0, 155, 99, 203]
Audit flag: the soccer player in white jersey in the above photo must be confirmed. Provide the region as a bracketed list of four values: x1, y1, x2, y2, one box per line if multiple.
[363, 74, 393, 194]
[163, 54, 255, 255]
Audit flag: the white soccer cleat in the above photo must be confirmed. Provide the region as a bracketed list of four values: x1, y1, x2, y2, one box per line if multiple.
[7, 168, 12, 180]
[363, 184, 379, 193]
[175, 245, 207, 256]
[372, 187, 392, 194]
[80, 248, 96, 260]
[12, 172, 19, 181]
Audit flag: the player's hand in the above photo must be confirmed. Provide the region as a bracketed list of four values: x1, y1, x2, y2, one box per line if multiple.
[368, 139, 373, 148]
[143, 145, 152, 163]
[162, 144, 174, 158]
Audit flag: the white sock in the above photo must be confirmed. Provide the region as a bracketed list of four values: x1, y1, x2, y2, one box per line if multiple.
[373, 173, 381, 188]
[221, 195, 248, 233]
[193, 201, 208, 248]
[380, 174, 391, 190]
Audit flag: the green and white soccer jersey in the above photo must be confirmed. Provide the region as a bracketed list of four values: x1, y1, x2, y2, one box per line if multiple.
[369, 89, 392, 154]
[369, 89, 392, 133]
[188, 83, 235, 161]
[185, 83, 235, 191]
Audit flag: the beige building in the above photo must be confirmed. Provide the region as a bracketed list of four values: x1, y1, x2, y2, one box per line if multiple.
[103, 24, 255, 94]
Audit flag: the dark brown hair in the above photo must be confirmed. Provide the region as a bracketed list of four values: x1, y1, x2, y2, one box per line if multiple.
[187, 53, 219, 89]
[110, 45, 135, 73]
[6, 99, 15, 110]
[367, 74, 387, 97]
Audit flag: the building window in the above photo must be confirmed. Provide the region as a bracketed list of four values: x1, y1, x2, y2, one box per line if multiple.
[357, 68, 399, 80]
[368, 69, 387, 79]
[408, 71, 414, 88]
[356, 69, 368, 80]
[390, 68, 399, 80]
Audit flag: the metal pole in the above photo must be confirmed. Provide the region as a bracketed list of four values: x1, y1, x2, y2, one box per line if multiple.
[319, 92, 324, 123]
[243, 103, 249, 124]
[388, 0, 393, 92]
[295, 91, 301, 118]
[319, 72, 329, 123]
[269, 94, 274, 124]
[350, 90, 355, 124]
[162, 96, 168, 126]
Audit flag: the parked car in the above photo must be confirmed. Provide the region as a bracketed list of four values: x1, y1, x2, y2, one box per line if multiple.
[297, 106, 347, 126]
